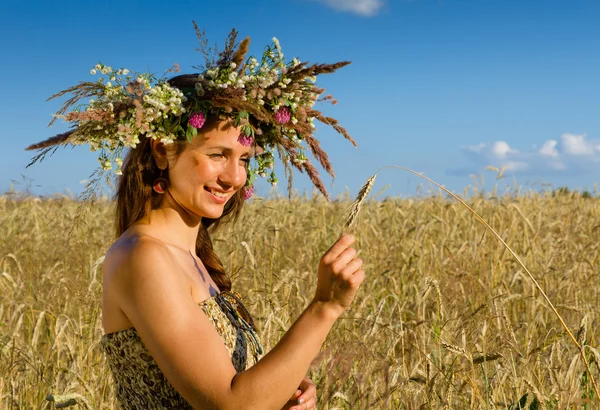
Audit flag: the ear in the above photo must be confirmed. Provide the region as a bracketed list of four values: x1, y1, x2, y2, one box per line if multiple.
[150, 139, 169, 170]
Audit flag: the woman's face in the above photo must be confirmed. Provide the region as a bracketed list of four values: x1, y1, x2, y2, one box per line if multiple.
[164, 120, 251, 220]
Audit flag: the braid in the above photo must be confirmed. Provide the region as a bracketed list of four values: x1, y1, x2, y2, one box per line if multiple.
[195, 190, 245, 292]
[196, 221, 232, 292]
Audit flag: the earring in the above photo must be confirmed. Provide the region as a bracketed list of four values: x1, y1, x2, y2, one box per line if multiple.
[153, 169, 168, 194]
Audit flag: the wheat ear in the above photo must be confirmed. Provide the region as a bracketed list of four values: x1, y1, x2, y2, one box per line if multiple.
[343, 174, 377, 230]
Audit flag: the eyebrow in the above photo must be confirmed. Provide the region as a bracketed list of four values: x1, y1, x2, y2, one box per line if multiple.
[206, 146, 251, 156]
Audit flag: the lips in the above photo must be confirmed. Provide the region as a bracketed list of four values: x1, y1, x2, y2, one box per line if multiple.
[206, 188, 227, 198]
[204, 187, 231, 202]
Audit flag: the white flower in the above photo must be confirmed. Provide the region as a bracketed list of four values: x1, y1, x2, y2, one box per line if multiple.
[95, 64, 102, 70]
[90, 69, 97, 75]
[230, 62, 237, 69]
[106, 82, 112, 87]
[122, 69, 129, 75]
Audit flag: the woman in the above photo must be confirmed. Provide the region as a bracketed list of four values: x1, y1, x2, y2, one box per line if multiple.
[27, 28, 363, 409]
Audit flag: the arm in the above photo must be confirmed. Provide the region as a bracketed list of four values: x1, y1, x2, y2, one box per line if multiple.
[108, 234, 363, 410]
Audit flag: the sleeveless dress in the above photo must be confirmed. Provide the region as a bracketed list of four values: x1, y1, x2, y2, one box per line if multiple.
[100, 291, 264, 409]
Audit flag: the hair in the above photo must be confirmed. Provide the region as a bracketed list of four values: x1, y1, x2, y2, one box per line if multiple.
[114, 116, 245, 292]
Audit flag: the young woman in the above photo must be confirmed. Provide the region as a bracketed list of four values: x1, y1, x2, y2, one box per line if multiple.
[27, 28, 363, 409]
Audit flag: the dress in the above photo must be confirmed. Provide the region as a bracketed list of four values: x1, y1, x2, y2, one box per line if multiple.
[100, 291, 264, 409]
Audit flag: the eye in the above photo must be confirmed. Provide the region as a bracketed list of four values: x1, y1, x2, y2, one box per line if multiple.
[209, 153, 225, 159]
[240, 157, 251, 166]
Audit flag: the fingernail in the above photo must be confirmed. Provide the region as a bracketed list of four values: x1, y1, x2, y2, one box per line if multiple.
[297, 398, 304, 404]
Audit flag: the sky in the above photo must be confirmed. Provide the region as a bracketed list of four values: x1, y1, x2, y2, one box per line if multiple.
[2, 0, 599, 199]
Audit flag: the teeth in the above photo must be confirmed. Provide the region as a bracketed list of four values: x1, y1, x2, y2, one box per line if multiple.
[209, 189, 227, 198]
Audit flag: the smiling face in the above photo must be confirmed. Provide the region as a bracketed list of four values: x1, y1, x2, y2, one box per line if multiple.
[154, 119, 251, 220]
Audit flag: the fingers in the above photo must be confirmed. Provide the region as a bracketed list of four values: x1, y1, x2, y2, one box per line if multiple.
[330, 247, 358, 273]
[322, 234, 355, 263]
[297, 378, 316, 401]
[338, 257, 363, 278]
[290, 394, 316, 410]
[289, 378, 317, 410]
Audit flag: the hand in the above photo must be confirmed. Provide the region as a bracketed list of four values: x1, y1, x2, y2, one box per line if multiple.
[281, 378, 317, 410]
[313, 234, 365, 317]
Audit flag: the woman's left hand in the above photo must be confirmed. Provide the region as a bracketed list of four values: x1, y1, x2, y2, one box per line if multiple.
[282, 377, 317, 410]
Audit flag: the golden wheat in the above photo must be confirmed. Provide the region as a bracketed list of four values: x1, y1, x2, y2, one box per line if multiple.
[1, 189, 600, 408]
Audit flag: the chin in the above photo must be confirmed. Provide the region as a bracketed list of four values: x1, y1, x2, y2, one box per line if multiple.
[198, 205, 226, 220]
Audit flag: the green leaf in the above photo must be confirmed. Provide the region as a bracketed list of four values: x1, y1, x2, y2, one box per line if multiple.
[186, 126, 198, 142]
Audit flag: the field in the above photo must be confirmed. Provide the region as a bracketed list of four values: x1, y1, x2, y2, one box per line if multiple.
[1, 189, 599, 409]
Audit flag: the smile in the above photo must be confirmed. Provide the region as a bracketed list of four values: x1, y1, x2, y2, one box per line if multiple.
[205, 187, 228, 199]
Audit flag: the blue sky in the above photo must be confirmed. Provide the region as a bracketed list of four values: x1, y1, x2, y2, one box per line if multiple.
[2, 0, 599, 198]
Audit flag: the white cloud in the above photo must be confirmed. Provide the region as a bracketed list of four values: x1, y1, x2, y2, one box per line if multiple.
[561, 133, 595, 155]
[504, 161, 529, 171]
[465, 142, 485, 153]
[539, 140, 558, 157]
[457, 133, 600, 176]
[307, 0, 385, 16]
[491, 141, 516, 158]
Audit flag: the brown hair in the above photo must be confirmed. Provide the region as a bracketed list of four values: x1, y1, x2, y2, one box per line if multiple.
[114, 119, 245, 292]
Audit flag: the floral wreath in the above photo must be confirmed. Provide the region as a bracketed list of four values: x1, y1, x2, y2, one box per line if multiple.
[26, 23, 356, 200]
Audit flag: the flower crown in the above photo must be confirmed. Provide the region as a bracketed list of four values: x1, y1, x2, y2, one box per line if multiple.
[26, 24, 356, 200]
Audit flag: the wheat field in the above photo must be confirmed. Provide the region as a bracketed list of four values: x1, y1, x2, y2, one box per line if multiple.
[1, 188, 599, 409]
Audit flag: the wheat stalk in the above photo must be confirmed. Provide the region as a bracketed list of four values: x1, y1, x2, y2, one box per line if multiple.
[353, 164, 600, 400]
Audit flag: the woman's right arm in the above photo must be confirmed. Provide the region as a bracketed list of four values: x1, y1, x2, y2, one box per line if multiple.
[107, 234, 363, 410]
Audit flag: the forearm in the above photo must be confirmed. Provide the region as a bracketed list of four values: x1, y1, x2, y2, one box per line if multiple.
[228, 300, 338, 410]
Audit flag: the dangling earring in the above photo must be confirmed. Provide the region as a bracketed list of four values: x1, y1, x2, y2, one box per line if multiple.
[153, 169, 168, 194]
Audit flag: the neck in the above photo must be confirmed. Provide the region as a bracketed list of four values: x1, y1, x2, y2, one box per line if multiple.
[138, 195, 204, 253]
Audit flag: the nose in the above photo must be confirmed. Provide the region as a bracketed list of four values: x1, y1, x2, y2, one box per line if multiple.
[218, 157, 246, 188]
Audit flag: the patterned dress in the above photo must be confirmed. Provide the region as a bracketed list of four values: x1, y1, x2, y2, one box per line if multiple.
[100, 291, 264, 409]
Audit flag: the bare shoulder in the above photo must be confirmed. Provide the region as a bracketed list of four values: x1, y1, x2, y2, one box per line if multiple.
[102, 232, 188, 331]
[103, 232, 176, 283]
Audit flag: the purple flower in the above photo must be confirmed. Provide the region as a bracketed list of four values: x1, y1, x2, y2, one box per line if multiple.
[242, 185, 254, 200]
[238, 133, 254, 147]
[188, 112, 206, 129]
[274, 107, 291, 124]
